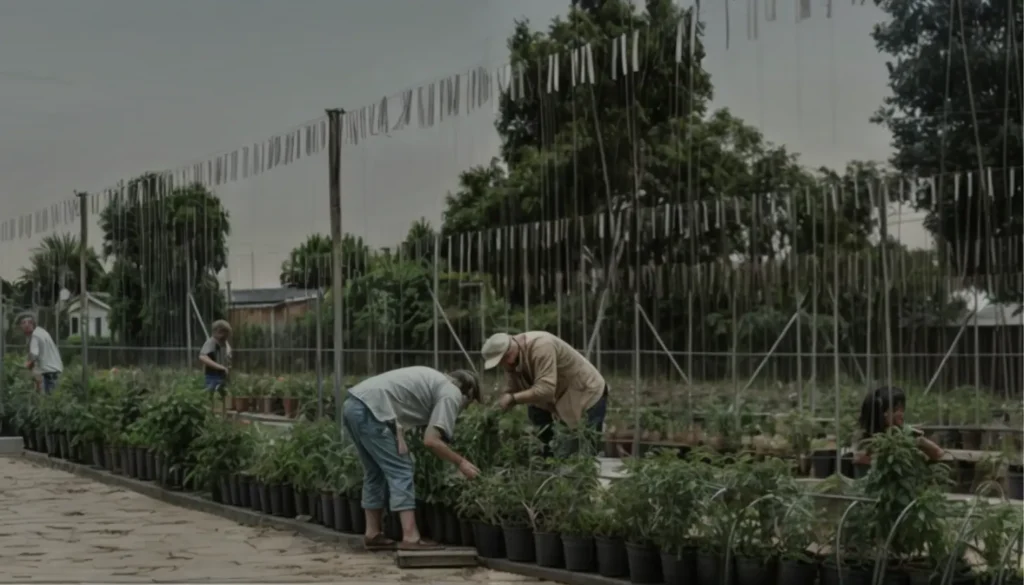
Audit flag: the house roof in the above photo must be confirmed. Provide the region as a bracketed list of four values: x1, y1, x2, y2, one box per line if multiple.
[229, 288, 317, 306]
[66, 293, 111, 312]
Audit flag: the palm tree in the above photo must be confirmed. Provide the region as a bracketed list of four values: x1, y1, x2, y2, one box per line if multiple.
[18, 233, 105, 308]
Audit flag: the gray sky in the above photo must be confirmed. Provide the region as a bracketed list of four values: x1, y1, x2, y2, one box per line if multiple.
[0, 0, 931, 287]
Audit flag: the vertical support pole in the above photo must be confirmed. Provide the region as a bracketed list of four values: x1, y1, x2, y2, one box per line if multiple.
[555, 274, 563, 339]
[631, 218, 641, 459]
[0, 299, 6, 409]
[315, 289, 324, 418]
[270, 309, 277, 376]
[327, 108, 346, 397]
[432, 234, 440, 369]
[185, 241, 193, 366]
[77, 192, 89, 395]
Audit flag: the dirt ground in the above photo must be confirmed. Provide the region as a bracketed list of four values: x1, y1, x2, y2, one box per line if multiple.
[0, 458, 545, 584]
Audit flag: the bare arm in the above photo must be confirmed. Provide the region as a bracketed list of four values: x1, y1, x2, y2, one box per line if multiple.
[423, 426, 468, 467]
[915, 437, 945, 461]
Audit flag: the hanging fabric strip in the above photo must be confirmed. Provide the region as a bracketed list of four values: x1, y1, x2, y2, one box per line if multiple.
[571, 47, 580, 86]
[725, 0, 731, 49]
[798, 0, 811, 21]
[675, 14, 685, 62]
[395, 89, 413, 131]
[547, 53, 560, 93]
[368, 103, 379, 137]
[515, 63, 525, 100]
[630, 29, 639, 72]
[766, 0, 777, 21]
[610, 34, 620, 79]
[691, 0, 701, 57]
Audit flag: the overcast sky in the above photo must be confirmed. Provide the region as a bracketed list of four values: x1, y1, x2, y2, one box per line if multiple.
[0, 0, 931, 287]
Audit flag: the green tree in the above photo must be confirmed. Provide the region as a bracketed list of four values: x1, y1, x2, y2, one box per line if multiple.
[99, 177, 229, 346]
[17, 233, 105, 308]
[279, 233, 370, 289]
[871, 0, 1022, 285]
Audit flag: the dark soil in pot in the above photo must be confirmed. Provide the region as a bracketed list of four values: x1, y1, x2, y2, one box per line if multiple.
[697, 552, 726, 585]
[443, 509, 462, 546]
[459, 519, 475, 548]
[251, 482, 264, 512]
[502, 525, 536, 563]
[778, 559, 819, 584]
[219, 477, 233, 506]
[347, 497, 366, 534]
[625, 541, 662, 584]
[661, 549, 698, 585]
[595, 536, 629, 578]
[258, 484, 272, 514]
[811, 450, 836, 478]
[562, 534, 596, 573]
[319, 492, 335, 528]
[733, 555, 777, 585]
[534, 532, 564, 568]
[333, 494, 354, 533]
[472, 522, 505, 559]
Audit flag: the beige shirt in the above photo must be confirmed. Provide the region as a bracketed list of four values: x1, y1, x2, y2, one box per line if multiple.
[503, 331, 606, 427]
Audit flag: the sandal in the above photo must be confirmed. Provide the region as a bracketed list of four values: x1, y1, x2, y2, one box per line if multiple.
[397, 539, 444, 551]
[363, 533, 397, 551]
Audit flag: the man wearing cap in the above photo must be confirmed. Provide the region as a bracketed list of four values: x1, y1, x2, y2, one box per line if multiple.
[482, 332, 608, 457]
[342, 366, 482, 552]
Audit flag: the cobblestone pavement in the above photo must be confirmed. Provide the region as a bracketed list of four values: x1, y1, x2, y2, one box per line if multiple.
[0, 458, 544, 584]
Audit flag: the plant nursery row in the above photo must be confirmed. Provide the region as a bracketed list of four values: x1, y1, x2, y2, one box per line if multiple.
[1, 368, 1022, 585]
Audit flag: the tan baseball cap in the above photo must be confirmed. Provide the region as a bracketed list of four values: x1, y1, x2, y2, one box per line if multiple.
[481, 333, 512, 370]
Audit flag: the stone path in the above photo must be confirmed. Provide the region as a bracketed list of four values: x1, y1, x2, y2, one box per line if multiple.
[0, 458, 544, 584]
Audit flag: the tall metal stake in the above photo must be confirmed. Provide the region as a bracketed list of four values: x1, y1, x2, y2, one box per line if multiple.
[77, 192, 89, 395]
[432, 234, 440, 370]
[185, 241, 193, 363]
[315, 289, 324, 418]
[327, 108, 346, 397]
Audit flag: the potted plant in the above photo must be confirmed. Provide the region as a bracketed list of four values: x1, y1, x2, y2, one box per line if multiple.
[456, 470, 506, 559]
[500, 467, 536, 563]
[559, 493, 601, 573]
[609, 455, 667, 584]
[589, 490, 630, 579]
[774, 493, 821, 584]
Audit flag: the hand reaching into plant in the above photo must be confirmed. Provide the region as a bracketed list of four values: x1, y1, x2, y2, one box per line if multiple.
[497, 393, 516, 411]
[458, 458, 480, 479]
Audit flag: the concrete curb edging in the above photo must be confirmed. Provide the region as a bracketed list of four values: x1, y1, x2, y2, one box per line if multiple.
[18, 450, 621, 585]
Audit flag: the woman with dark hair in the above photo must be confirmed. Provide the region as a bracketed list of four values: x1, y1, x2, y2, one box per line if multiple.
[854, 386, 945, 463]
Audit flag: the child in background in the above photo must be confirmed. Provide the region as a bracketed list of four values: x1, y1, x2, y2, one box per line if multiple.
[854, 386, 945, 463]
[199, 320, 233, 408]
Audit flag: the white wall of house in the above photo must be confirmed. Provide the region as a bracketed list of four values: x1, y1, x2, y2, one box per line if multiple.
[66, 297, 111, 339]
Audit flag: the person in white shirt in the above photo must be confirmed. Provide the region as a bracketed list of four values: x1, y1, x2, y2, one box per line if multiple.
[19, 314, 63, 394]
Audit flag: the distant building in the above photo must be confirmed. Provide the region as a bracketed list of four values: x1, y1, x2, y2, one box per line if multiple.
[65, 293, 112, 338]
[228, 288, 319, 327]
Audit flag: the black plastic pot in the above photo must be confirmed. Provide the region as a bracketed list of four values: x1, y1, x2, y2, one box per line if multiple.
[697, 552, 725, 585]
[347, 496, 366, 534]
[383, 512, 403, 541]
[237, 475, 251, 508]
[334, 493, 354, 533]
[293, 488, 309, 517]
[58, 434, 70, 460]
[534, 532, 564, 568]
[733, 555, 776, 585]
[306, 491, 319, 520]
[219, 477, 233, 506]
[625, 542, 662, 584]
[105, 445, 118, 472]
[1007, 465, 1023, 500]
[35, 430, 46, 453]
[821, 563, 874, 585]
[443, 508, 462, 546]
[134, 448, 149, 481]
[595, 536, 629, 578]
[90, 442, 105, 468]
[473, 522, 506, 559]
[248, 481, 262, 511]
[661, 549, 698, 585]
[562, 534, 597, 573]
[259, 483, 272, 514]
[319, 491, 335, 528]
[269, 484, 285, 516]
[281, 484, 297, 518]
[840, 455, 855, 478]
[502, 525, 536, 563]
[459, 518, 475, 548]
[778, 559, 819, 584]
[430, 505, 447, 543]
[811, 450, 836, 478]
[415, 501, 431, 540]
[229, 475, 242, 506]
[145, 450, 156, 480]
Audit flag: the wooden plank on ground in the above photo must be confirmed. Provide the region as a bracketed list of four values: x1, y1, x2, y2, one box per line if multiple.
[395, 547, 478, 569]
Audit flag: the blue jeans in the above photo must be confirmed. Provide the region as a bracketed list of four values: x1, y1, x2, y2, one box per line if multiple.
[529, 387, 609, 458]
[204, 373, 226, 392]
[342, 397, 415, 512]
[40, 373, 60, 394]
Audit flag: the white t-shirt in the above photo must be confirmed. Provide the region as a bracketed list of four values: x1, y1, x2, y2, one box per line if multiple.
[348, 366, 463, 441]
[29, 327, 63, 375]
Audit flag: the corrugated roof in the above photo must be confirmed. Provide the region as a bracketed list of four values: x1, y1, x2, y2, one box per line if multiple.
[229, 288, 317, 306]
